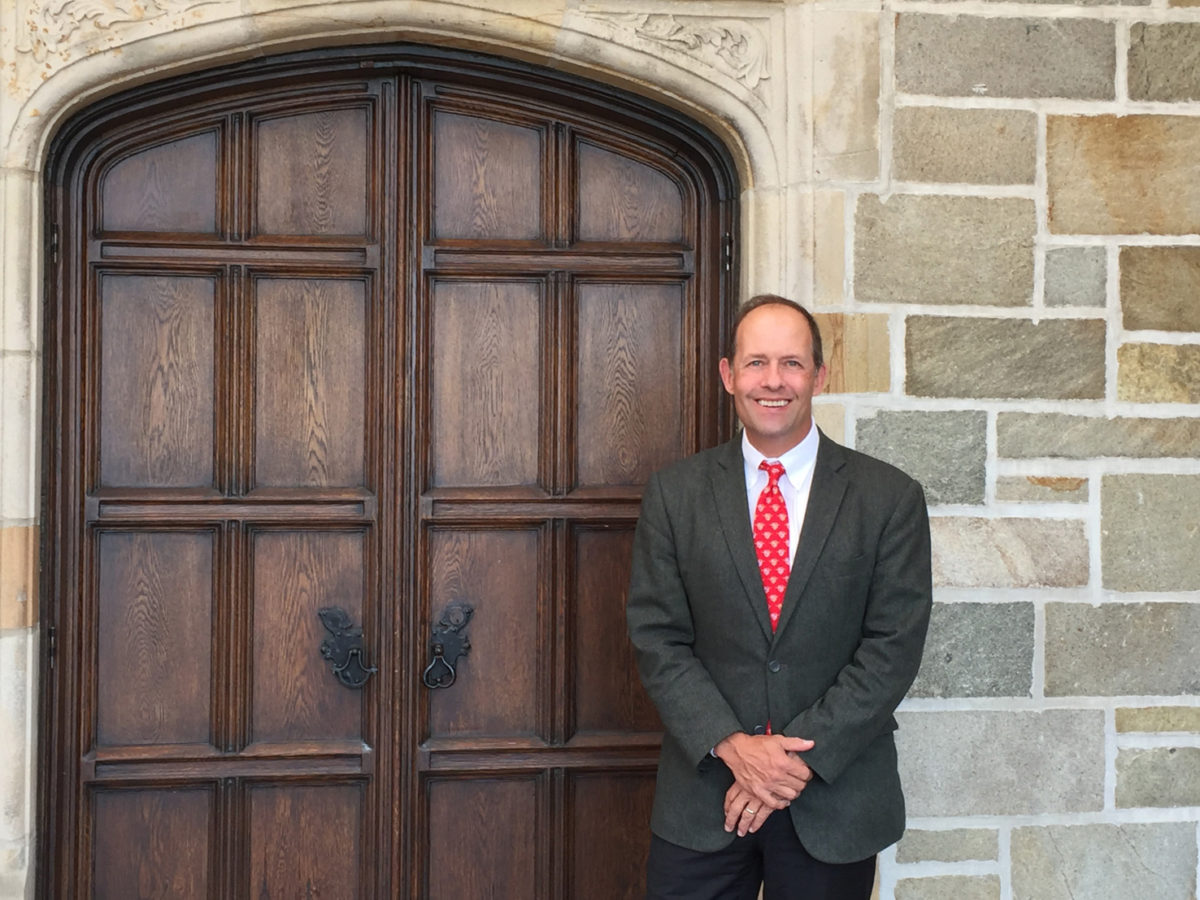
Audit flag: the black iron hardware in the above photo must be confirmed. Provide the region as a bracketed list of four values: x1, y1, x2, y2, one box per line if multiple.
[318, 607, 377, 689]
[422, 602, 474, 689]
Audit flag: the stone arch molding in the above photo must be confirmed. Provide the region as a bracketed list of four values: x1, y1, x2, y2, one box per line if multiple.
[7, 0, 791, 184]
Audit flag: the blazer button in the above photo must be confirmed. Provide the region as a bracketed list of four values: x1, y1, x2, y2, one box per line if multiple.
[767, 659, 782, 673]
[752, 725, 766, 735]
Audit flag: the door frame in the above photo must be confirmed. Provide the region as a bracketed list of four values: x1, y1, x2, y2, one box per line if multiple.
[38, 43, 740, 898]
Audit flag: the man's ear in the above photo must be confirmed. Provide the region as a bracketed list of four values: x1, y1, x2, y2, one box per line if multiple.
[718, 357, 734, 394]
[814, 363, 829, 397]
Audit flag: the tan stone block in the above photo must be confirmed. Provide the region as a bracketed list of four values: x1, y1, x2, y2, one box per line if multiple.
[896, 15, 1115, 99]
[812, 402, 845, 444]
[0, 526, 37, 630]
[997, 413, 1200, 458]
[813, 313, 889, 394]
[1117, 707, 1200, 733]
[1118, 343, 1200, 403]
[908, 318, 1105, 400]
[1129, 23, 1200, 102]
[813, 11, 880, 181]
[995, 476, 1088, 503]
[1120, 246, 1200, 332]
[1169, 0, 1200, 6]
[1048, 115, 1200, 235]
[931, 517, 1088, 588]
[895, 829, 999, 864]
[897, 876, 1000, 900]
[893, 107, 1036, 185]
[856, 195, 1034, 306]
[814, 191, 846, 304]
[1102, 474, 1200, 591]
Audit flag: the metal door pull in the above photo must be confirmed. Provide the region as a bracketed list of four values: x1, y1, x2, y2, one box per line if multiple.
[422, 603, 474, 689]
[318, 606, 377, 689]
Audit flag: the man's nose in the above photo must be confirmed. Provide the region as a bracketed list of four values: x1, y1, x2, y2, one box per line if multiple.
[762, 362, 784, 387]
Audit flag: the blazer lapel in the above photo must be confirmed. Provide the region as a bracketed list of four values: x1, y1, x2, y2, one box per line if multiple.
[772, 432, 848, 640]
[711, 437, 775, 640]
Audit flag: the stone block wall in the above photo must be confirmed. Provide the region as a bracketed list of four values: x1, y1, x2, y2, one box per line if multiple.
[812, 1, 1200, 896]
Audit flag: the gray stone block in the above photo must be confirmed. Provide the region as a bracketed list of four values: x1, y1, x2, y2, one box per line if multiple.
[896, 15, 1115, 99]
[895, 828, 999, 864]
[893, 107, 1036, 185]
[1102, 475, 1200, 591]
[909, 602, 1032, 698]
[997, 413, 1200, 459]
[855, 195, 1034, 306]
[855, 410, 986, 506]
[1044, 247, 1106, 307]
[907, 317, 1105, 400]
[1012, 823, 1197, 899]
[1121, 246, 1200, 332]
[1117, 748, 1200, 808]
[1129, 23, 1200, 102]
[896, 710, 1105, 816]
[931, 518, 1088, 588]
[896, 876, 1000, 900]
[1046, 602, 1200, 696]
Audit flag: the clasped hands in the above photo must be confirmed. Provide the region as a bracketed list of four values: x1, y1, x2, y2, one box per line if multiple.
[714, 732, 815, 837]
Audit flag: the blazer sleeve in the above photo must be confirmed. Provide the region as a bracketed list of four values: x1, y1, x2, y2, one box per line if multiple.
[626, 471, 745, 767]
[782, 476, 932, 783]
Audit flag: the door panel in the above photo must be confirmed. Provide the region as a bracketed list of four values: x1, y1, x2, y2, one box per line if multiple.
[432, 110, 545, 241]
[45, 46, 734, 899]
[96, 530, 214, 747]
[570, 527, 660, 736]
[253, 106, 373, 238]
[568, 771, 657, 899]
[426, 776, 540, 899]
[577, 141, 685, 243]
[425, 527, 542, 738]
[247, 782, 364, 897]
[575, 281, 685, 487]
[428, 279, 543, 488]
[253, 276, 368, 488]
[250, 529, 367, 744]
[99, 273, 217, 489]
[93, 787, 213, 900]
[100, 129, 221, 234]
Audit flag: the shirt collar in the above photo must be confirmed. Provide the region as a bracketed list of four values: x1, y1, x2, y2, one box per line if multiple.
[740, 422, 820, 481]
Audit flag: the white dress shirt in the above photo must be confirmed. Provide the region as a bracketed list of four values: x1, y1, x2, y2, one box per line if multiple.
[739, 423, 820, 565]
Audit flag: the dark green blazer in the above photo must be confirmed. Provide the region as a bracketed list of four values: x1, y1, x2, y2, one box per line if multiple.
[626, 432, 932, 864]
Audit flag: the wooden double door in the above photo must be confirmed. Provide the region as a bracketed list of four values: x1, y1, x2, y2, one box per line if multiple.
[40, 46, 735, 898]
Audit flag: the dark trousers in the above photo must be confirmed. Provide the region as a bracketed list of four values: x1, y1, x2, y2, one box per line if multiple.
[645, 811, 876, 900]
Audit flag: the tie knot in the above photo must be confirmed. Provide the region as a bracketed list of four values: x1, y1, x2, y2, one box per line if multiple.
[759, 460, 785, 485]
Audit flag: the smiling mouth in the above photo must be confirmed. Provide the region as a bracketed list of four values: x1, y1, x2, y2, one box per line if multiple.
[756, 399, 790, 408]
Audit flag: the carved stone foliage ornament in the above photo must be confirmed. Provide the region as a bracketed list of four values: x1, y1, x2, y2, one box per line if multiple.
[17, 0, 211, 62]
[601, 13, 771, 90]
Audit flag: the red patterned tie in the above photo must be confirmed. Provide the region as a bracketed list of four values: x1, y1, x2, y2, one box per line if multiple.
[753, 461, 790, 631]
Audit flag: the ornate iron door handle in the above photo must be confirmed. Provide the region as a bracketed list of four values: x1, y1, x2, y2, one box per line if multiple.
[318, 607, 377, 689]
[422, 603, 474, 689]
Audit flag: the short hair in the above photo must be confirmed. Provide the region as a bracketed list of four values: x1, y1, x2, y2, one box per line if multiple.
[726, 294, 824, 371]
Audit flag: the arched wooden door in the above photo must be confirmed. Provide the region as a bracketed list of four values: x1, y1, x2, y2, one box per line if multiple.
[40, 46, 735, 899]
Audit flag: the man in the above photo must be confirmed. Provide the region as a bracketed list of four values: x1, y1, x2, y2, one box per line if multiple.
[627, 295, 932, 899]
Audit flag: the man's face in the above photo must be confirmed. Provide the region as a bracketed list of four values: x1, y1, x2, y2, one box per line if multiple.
[719, 304, 828, 458]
